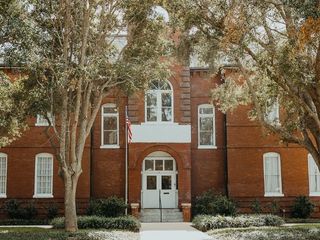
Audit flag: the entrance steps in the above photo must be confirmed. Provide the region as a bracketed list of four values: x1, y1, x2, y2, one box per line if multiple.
[140, 208, 183, 223]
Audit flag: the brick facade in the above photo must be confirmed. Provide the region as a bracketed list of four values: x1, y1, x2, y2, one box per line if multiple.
[1, 65, 319, 220]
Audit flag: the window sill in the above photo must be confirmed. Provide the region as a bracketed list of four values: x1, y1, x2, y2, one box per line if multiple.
[33, 194, 53, 198]
[264, 193, 284, 197]
[142, 122, 177, 125]
[100, 145, 120, 149]
[35, 124, 50, 127]
[309, 193, 320, 197]
[198, 145, 217, 149]
[0, 194, 7, 198]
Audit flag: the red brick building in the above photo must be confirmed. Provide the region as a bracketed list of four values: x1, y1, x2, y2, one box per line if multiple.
[0, 64, 319, 221]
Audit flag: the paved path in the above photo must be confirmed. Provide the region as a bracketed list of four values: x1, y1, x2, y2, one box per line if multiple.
[140, 223, 213, 240]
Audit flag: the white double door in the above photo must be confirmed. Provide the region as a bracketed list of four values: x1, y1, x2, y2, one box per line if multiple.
[142, 173, 177, 208]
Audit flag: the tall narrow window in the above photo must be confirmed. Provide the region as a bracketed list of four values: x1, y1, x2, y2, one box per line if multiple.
[0, 153, 7, 198]
[265, 99, 279, 124]
[34, 153, 53, 198]
[308, 154, 320, 196]
[198, 104, 215, 148]
[101, 104, 119, 147]
[145, 80, 173, 122]
[263, 152, 283, 196]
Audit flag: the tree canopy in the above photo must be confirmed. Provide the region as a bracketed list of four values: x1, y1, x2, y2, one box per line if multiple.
[172, 0, 320, 166]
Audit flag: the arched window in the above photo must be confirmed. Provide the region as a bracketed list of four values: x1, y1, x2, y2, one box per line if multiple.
[145, 80, 173, 123]
[263, 152, 283, 197]
[101, 103, 119, 148]
[198, 104, 215, 148]
[0, 153, 7, 198]
[34, 153, 53, 198]
[308, 154, 320, 196]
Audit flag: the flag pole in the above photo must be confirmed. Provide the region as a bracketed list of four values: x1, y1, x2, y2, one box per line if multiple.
[125, 106, 128, 215]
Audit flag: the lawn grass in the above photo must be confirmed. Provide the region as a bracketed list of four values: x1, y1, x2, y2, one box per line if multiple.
[208, 224, 320, 240]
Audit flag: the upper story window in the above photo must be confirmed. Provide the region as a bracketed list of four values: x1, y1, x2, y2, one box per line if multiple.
[145, 80, 173, 123]
[265, 99, 279, 124]
[35, 113, 54, 126]
[34, 153, 53, 198]
[198, 104, 216, 148]
[308, 154, 320, 196]
[263, 152, 283, 197]
[0, 153, 7, 198]
[101, 104, 119, 148]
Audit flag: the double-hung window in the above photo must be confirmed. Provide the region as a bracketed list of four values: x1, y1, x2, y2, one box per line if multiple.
[0, 153, 7, 198]
[198, 104, 216, 148]
[34, 153, 53, 198]
[263, 152, 283, 196]
[101, 104, 119, 148]
[308, 154, 320, 196]
[146, 80, 173, 123]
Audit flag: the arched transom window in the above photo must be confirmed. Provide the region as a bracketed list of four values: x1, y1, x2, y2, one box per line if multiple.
[146, 80, 173, 122]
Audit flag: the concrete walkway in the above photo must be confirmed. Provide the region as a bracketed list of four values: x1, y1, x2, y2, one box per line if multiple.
[140, 223, 213, 240]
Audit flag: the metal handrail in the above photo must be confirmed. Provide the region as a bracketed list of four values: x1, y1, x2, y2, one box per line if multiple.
[159, 189, 162, 222]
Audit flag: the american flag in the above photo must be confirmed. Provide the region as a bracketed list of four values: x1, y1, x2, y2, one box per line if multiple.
[126, 117, 132, 144]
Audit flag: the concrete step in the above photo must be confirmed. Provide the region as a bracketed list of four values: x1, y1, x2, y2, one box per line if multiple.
[140, 209, 183, 223]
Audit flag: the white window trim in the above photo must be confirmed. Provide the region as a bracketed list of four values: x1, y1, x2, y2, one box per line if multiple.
[0, 153, 7, 198]
[308, 154, 320, 196]
[263, 152, 284, 197]
[33, 153, 53, 198]
[198, 104, 216, 149]
[145, 80, 174, 123]
[35, 113, 54, 127]
[101, 103, 120, 148]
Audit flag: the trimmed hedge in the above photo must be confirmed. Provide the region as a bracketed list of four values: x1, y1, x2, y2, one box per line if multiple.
[51, 215, 140, 232]
[87, 197, 127, 218]
[0, 219, 48, 225]
[193, 214, 285, 232]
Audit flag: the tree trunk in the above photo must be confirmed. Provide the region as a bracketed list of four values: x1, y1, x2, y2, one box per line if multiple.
[64, 173, 79, 232]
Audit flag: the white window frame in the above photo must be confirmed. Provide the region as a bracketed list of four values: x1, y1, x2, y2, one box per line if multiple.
[0, 153, 7, 198]
[35, 113, 54, 126]
[101, 103, 120, 149]
[308, 154, 320, 196]
[198, 104, 216, 149]
[263, 152, 284, 197]
[265, 99, 280, 124]
[34, 153, 53, 198]
[145, 80, 174, 124]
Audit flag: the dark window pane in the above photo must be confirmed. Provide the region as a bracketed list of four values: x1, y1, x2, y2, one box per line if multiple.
[147, 93, 157, 106]
[164, 160, 173, 171]
[104, 117, 117, 130]
[103, 106, 117, 114]
[147, 176, 157, 190]
[162, 93, 172, 107]
[104, 130, 117, 145]
[155, 160, 163, 171]
[200, 107, 213, 114]
[200, 132, 213, 145]
[200, 117, 213, 131]
[162, 176, 172, 190]
[147, 107, 157, 121]
[162, 108, 172, 121]
[145, 160, 154, 171]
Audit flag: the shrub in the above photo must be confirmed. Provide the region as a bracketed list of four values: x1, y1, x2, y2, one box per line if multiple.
[267, 200, 280, 215]
[251, 199, 262, 214]
[291, 196, 314, 218]
[46, 203, 59, 219]
[193, 191, 237, 216]
[192, 214, 285, 232]
[87, 197, 127, 218]
[4, 200, 21, 219]
[4, 200, 38, 219]
[51, 215, 140, 232]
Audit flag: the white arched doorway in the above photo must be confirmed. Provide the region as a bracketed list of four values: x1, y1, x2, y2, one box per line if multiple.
[141, 151, 178, 208]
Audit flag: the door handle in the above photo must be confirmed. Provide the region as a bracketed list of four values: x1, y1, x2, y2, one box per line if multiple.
[163, 192, 169, 194]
